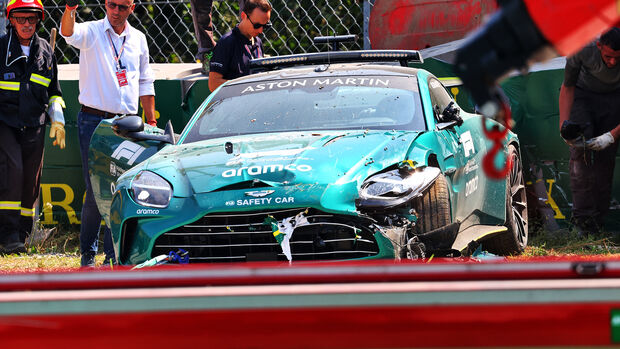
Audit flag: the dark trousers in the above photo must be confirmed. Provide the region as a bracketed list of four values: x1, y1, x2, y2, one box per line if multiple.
[77, 111, 115, 261]
[568, 88, 620, 229]
[190, 0, 246, 58]
[0, 121, 45, 245]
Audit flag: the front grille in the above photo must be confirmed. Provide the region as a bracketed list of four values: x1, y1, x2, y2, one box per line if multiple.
[152, 208, 380, 262]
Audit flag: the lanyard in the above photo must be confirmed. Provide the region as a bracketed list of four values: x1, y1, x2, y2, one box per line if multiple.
[107, 31, 127, 71]
[245, 42, 261, 60]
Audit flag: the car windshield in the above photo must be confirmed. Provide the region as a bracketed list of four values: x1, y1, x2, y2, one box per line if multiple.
[183, 75, 425, 143]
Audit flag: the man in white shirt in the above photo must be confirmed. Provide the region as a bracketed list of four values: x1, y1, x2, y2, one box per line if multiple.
[60, 0, 156, 267]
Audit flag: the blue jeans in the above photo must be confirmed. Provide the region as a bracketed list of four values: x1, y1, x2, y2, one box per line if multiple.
[78, 111, 115, 263]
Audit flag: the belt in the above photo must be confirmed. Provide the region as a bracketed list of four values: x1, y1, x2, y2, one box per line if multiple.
[81, 105, 117, 119]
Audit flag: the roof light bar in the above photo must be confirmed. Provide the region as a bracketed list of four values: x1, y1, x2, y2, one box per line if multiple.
[250, 50, 423, 72]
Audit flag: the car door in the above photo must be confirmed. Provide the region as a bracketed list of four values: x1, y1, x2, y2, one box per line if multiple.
[427, 77, 482, 223]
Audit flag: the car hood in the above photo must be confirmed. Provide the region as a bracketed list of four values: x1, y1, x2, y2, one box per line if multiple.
[144, 130, 423, 195]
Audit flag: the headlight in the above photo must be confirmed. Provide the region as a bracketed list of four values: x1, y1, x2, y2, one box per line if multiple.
[356, 166, 441, 209]
[131, 171, 172, 208]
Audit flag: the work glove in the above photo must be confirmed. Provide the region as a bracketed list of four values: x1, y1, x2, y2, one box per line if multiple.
[66, 0, 79, 10]
[586, 132, 615, 151]
[50, 122, 66, 149]
[48, 97, 66, 149]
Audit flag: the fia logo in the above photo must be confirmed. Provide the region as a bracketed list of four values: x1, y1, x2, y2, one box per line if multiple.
[460, 131, 475, 158]
[111, 140, 146, 166]
[3, 72, 15, 80]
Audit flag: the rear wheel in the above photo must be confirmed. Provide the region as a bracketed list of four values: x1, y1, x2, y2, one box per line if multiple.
[484, 144, 528, 255]
[414, 173, 451, 234]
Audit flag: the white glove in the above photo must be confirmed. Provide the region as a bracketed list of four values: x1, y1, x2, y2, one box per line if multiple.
[586, 132, 615, 151]
[48, 98, 65, 125]
[48, 97, 66, 149]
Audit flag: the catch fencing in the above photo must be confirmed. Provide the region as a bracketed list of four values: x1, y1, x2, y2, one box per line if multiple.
[0, 0, 374, 63]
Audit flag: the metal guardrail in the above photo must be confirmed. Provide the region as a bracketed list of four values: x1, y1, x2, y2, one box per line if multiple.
[31, 0, 374, 64]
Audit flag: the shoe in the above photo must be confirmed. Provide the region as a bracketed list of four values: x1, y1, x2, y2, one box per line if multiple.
[0, 241, 26, 255]
[199, 51, 212, 75]
[81, 253, 96, 268]
[102, 255, 116, 267]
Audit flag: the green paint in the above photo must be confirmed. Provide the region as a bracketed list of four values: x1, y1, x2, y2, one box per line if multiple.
[612, 309, 620, 343]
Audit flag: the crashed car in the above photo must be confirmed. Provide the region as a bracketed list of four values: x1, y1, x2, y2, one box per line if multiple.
[90, 49, 528, 265]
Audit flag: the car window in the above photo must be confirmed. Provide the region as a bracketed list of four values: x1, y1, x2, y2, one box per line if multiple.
[428, 78, 454, 121]
[183, 75, 425, 143]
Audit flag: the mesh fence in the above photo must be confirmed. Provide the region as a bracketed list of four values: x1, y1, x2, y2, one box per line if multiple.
[1, 0, 374, 63]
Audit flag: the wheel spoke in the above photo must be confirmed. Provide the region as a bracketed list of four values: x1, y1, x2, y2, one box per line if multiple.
[511, 183, 525, 196]
[512, 208, 527, 244]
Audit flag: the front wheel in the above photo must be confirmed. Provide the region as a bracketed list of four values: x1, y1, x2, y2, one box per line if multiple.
[484, 144, 528, 255]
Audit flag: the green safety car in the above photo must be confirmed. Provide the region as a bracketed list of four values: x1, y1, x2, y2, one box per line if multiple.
[89, 49, 528, 265]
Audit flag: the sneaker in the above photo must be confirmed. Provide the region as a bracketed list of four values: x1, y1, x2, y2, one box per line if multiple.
[200, 51, 212, 75]
[81, 253, 96, 268]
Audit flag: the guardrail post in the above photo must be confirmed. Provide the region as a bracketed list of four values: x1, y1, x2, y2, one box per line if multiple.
[363, 0, 374, 50]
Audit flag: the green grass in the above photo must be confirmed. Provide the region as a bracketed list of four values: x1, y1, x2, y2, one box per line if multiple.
[0, 225, 110, 272]
[1, 220, 619, 272]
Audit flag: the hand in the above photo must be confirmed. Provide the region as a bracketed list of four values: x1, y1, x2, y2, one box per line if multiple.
[586, 132, 615, 151]
[50, 122, 66, 149]
[66, 0, 79, 10]
[147, 119, 157, 127]
[562, 137, 585, 148]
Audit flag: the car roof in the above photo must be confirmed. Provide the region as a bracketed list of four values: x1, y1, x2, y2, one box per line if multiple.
[227, 63, 422, 86]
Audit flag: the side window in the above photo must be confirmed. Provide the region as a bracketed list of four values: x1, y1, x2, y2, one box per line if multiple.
[428, 78, 454, 121]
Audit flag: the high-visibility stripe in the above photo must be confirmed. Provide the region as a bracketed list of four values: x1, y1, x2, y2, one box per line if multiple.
[20, 207, 35, 217]
[0, 201, 21, 210]
[49, 95, 66, 108]
[30, 74, 51, 87]
[0, 81, 19, 91]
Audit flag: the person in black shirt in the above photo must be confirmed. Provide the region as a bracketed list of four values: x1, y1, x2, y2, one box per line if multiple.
[559, 27, 620, 236]
[208, 0, 271, 91]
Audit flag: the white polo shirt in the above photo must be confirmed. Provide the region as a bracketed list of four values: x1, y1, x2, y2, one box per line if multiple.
[61, 17, 155, 114]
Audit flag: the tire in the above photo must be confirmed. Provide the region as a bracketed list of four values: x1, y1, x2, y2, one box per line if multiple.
[484, 144, 528, 255]
[414, 173, 451, 234]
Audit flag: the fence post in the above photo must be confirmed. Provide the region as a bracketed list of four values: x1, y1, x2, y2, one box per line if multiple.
[0, 0, 6, 37]
[363, 0, 374, 50]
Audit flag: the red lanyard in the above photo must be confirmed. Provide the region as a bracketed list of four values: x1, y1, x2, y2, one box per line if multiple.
[107, 31, 127, 71]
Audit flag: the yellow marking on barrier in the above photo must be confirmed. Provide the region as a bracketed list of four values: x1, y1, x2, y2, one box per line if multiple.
[40, 183, 80, 224]
[545, 179, 566, 219]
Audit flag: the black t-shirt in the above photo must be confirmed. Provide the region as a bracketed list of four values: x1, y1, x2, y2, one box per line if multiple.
[209, 26, 264, 80]
[564, 42, 620, 93]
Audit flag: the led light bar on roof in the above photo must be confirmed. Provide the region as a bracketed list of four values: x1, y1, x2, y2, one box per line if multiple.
[250, 50, 423, 72]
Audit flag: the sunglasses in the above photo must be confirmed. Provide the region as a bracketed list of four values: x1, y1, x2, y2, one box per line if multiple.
[106, 2, 132, 11]
[245, 13, 271, 30]
[11, 16, 39, 24]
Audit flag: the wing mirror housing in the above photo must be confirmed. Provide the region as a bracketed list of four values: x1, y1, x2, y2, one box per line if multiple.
[436, 102, 463, 130]
[112, 115, 176, 145]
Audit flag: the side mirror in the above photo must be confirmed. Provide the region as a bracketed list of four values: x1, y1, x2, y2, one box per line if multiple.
[438, 101, 463, 127]
[436, 120, 460, 131]
[112, 115, 144, 137]
[112, 115, 176, 145]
